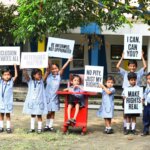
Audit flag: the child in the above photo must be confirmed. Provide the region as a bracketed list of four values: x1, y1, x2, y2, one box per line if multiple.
[141, 72, 150, 136]
[0, 65, 18, 133]
[116, 52, 147, 132]
[97, 76, 115, 134]
[122, 72, 140, 135]
[63, 74, 84, 125]
[23, 69, 47, 134]
[43, 57, 73, 131]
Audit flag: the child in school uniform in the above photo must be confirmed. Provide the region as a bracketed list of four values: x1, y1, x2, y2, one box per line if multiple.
[23, 69, 47, 134]
[122, 72, 140, 135]
[63, 74, 84, 125]
[141, 72, 150, 136]
[97, 76, 116, 134]
[43, 57, 73, 131]
[0, 65, 18, 133]
[116, 52, 147, 132]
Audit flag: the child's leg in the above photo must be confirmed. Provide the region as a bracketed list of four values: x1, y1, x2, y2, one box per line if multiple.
[131, 116, 136, 130]
[104, 118, 109, 128]
[126, 117, 131, 130]
[108, 118, 112, 128]
[45, 112, 51, 127]
[123, 115, 127, 128]
[30, 115, 36, 130]
[49, 111, 55, 128]
[73, 103, 80, 120]
[37, 115, 42, 131]
[67, 104, 72, 120]
[0, 113, 4, 129]
[6, 113, 11, 129]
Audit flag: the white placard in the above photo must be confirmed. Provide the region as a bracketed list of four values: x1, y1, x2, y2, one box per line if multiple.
[124, 34, 142, 59]
[124, 87, 143, 114]
[46, 37, 75, 59]
[20, 52, 48, 68]
[84, 65, 104, 92]
[0, 46, 20, 65]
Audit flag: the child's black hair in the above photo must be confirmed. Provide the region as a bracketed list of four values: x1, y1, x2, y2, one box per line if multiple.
[106, 76, 115, 83]
[51, 63, 59, 69]
[72, 74, 82, 84]
[128, 60, 137, 67]
[31, 69, 42, 80]
[1, 67, 11, 75]
[146, 72, 150, 78]
[127, 72, 137, 80]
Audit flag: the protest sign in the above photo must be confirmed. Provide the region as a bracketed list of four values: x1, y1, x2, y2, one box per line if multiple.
[124, 87, 143, 114]
[84, 65, 104, 92]
[0, 47, 20, 65]
[46, 37, 75, 59]
[20, 52, 48, 68]
[124, 34, 142, 59]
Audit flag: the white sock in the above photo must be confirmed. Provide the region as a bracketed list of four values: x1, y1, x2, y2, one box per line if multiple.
[123, 119, 126, 127]
[6, 121, 11, 129]
[49, 119, 54, 128]
[38, 121, 42, 130]
[108, 126, 112, 129]
[126, 123, 130, 130]
[46, 119, 50, 127]
[0, 121, 4, 128]
[31, 117, 35, 130]
[131, 122, 136, 130]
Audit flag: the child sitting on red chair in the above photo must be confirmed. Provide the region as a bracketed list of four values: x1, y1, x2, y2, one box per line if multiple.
[63, 74, 84, 125]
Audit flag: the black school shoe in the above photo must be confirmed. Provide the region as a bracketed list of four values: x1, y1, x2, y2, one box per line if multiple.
[37, 129, 42, 134]
[6, 128, 12, 134]
[107, 128, 114, 134]
[70, 119, 76, 124]
[131, 129, 137, 135]
[124, 129, 130, 135]
[0, 128, 4, 133]
[43, 126, 50, 132]
[27, 129, 35, 134]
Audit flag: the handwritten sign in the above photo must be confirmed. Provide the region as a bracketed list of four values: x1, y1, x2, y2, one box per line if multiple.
[0, 46, 20, 65]
[20, 52, 48, 68]
[46, 37, 75, 59]
[124, 34, 142, 59]
[124, 87, 143, 114]
[84, 65, 104, 92]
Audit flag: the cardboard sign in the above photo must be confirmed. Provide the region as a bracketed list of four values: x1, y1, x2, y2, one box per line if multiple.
[84, 65, 104, 92]
[124, 34, 142, 59]
[20, 52, 48, 69]
[46, 37, 75, 59]
[0, 46, 20, 65]
[124, 87, 143, 114]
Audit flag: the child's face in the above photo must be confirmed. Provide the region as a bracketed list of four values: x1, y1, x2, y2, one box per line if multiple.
[33, 72, 42, 80]
[72, 77, 80, 86]
[146, 75, 150, 85]
[129, 78, 136, 86]
[51, 65, 59, 75]
[2, 72, 11, 81]
[106, 79, 114, 88]
[128, 64, 137, 72]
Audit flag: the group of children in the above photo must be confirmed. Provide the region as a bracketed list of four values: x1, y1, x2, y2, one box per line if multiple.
[0, 52, 150, 136]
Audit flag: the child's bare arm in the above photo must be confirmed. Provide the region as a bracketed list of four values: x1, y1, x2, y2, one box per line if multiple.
[43, 68, 50, 81]
[141, 51, 147, 71]
[23, 69, 30, 81]
[116, 52, 124, 70]
[60, 57, 73, 76]
[99, 83, 112, 95]
[13, 64, 18, 82]
[63, 88, 69, 91]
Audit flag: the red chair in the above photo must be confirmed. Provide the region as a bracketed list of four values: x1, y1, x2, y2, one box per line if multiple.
[57, 74, 96, 134]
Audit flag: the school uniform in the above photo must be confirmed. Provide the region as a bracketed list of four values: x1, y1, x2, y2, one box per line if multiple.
[23, 78, 48, 115]
[97, 87, 115, 118]
[0, 78, 13, 113]
[45, 73, 61, 112]
[68, 86, 85, 107]
[143, 86, 150, 133]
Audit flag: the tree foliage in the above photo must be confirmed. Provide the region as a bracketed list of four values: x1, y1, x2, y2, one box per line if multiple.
[5, 0, 150, 43]
[0, 3, 17, 45]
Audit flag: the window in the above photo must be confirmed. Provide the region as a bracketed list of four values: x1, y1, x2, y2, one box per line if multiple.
[70, 44, 84, 70]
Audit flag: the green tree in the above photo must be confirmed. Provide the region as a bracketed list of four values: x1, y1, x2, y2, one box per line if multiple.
[10, 0, 150, 43]
[0, 3, 17, 45]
